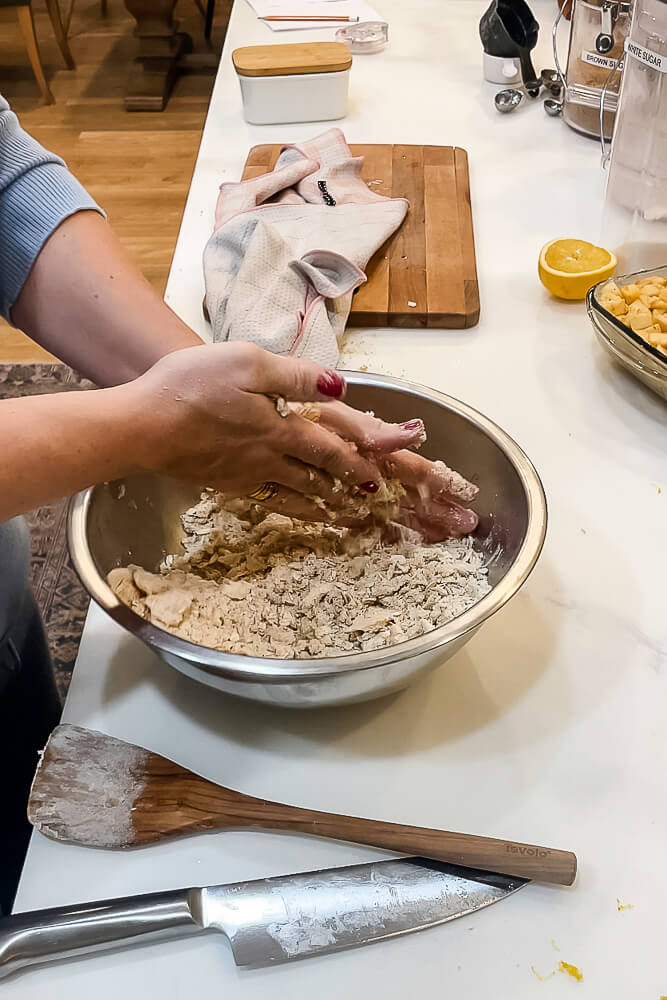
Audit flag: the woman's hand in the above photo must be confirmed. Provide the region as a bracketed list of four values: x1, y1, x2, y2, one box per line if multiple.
[131, 343, 391, 503]
[310, 402, 479, 540]
[131, 345, 479, 541]
[248, 399, 480, 541]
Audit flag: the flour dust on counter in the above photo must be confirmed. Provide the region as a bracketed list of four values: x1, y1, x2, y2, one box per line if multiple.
[108, 491, 490, 659]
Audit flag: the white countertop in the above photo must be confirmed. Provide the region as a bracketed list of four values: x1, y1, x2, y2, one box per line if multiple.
[8, 0, 667, 996]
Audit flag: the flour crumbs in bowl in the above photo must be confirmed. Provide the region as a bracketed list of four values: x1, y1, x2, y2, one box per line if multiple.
[108, 491, 491, 659]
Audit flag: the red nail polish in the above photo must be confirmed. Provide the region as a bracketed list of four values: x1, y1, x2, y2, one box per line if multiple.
[401, 419, 424, 431]
[360, 481, 379, 493]
[317, 370, 346, 398]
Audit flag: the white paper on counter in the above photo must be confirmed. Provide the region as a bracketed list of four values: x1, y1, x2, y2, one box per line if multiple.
[244, 0, 386, 31]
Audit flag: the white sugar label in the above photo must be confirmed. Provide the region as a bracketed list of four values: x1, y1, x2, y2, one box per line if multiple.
[581, 50, 619, 71]
[625, 38, 667, 73]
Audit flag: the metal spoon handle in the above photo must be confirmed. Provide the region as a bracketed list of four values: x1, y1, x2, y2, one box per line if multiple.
[599, 56, 624, 161]
[552, 0, 568, 90]
[518, 47, 540, 94]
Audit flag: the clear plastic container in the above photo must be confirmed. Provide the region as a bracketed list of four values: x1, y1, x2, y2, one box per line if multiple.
[562, 0, 633, 139]
[603, 0, 667, 269]
[335, 21, 388, 54]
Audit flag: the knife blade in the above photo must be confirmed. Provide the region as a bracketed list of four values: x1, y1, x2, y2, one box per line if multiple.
[209, 858, 527, 964]
[0, 858, 527, 980]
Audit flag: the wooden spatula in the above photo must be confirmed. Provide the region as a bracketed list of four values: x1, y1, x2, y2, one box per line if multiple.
[29, 726, 577, 885]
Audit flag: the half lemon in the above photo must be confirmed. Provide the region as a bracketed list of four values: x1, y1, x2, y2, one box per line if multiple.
[539, 238, 617, 301]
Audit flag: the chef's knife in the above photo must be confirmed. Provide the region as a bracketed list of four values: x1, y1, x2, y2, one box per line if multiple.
[0, 858, 526, 980]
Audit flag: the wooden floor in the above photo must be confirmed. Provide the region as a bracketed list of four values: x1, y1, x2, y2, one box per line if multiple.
[0, 0, 231, 362]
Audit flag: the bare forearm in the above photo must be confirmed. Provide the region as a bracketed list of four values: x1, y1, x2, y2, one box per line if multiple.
[0, 387, 148, 521]
[11, 212, 203, 387]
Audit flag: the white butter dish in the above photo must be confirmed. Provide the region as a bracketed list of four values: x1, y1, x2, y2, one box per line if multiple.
[232, 42, 352, 125]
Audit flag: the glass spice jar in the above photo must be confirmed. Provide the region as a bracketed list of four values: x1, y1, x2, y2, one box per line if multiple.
[604, 0, 667, 269]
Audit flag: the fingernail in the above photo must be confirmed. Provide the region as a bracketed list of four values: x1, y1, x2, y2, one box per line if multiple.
[401, 419, 424, 432]
[360, 481, 379, 493]
[317, 370, 346, 398]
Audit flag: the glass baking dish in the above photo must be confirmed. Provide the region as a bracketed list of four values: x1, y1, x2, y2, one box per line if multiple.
[587, 266, 667, 402]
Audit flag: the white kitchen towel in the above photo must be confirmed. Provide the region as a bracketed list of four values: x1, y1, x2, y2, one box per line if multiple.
[203, 129, 408, 366]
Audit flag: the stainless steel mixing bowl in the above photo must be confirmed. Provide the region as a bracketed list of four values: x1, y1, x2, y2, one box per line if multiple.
[68, 373, 547, 708]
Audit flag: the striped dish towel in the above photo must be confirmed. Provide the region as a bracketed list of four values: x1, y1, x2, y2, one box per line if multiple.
[203, 129, 408, 366]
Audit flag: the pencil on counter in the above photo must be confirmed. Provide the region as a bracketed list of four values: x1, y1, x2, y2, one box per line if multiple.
[260, 14, 360, 20]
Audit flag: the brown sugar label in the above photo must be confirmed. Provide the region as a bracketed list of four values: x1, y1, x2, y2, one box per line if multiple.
[581, 49, 620, 71]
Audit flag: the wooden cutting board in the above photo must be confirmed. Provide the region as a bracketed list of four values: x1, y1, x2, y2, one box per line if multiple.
[241, 143, 479, 329]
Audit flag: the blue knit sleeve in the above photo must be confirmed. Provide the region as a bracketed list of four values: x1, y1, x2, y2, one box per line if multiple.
[0, 95, 104, 321]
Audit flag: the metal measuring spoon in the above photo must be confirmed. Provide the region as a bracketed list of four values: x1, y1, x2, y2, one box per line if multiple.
[544, 96, 563, 116]
[517, 46, 540, 96]
[542, 68, 563, 116]
[495, 88, 523, 113]
[541, 68, 562, 96]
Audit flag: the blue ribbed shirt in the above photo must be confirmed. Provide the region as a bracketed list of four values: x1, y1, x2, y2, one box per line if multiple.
[0, 95, 102, 321]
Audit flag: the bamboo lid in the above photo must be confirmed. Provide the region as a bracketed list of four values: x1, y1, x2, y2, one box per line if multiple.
[232, 42, 352, 78]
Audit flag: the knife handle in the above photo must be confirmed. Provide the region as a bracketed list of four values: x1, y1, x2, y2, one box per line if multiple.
[0, 888, 201, 981]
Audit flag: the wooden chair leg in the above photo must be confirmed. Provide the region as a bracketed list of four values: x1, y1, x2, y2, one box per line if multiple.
[44, 0, 76, 69]
[62, 0, 75, 35]
[100, 0, 108, 16]
[204, 0, 215, 39]
[16, 6, 55, 105]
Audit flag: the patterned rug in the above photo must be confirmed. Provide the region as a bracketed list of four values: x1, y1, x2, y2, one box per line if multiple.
[0, 364, 94, 699]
